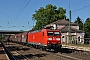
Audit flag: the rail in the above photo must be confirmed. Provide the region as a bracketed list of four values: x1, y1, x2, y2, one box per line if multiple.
[1, 42, 16, 60]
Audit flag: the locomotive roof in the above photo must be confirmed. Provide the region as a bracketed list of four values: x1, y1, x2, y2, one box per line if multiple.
[29, 28, 60, 33]
[30, 30, 41, 33]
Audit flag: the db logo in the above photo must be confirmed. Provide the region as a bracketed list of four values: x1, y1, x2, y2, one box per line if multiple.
[53, 37, 55, 40]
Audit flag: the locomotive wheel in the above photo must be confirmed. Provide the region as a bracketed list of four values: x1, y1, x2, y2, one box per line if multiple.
[42, 46, 46, 51]
[40, 47, 43, 50]
[34, 45, 38, 49]
[32, 44, 36, 48]
[40, 46, 45, 51]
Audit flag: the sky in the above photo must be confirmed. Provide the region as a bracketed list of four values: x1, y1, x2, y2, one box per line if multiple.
[0, 0, 90, 31]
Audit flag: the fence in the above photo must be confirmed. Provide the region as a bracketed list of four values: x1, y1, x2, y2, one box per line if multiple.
[84, 38, 90, 44]
[62, 35, 90, 45]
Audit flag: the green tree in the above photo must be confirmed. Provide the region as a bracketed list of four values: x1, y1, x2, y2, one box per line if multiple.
[32, 4, 66, 30]
[74, 16, 83, 30]
[84, 18, 90, 38]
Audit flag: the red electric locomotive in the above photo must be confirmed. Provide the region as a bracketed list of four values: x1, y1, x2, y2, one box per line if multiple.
[28, 28, 62, 49]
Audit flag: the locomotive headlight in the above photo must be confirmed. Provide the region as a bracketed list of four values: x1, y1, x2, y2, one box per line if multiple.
[56, 38, 60, 40]
[48, 38, 52, 40]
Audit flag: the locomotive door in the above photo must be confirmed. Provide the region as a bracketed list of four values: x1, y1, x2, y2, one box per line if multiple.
[41, 32, 44, 45]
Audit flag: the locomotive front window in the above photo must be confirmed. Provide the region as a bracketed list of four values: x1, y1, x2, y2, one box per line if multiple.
[47, 32, 53, 36]
[54, 32, 60, 36]
[47, 32, 60, 36]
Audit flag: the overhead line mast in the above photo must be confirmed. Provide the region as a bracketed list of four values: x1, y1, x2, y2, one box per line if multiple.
[68, 2, 71, 44]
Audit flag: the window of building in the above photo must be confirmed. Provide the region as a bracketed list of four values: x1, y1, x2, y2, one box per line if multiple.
[78, 36, 81, 42]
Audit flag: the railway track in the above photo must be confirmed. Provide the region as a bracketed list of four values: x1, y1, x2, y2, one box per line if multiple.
[1, 42, 16, 60]
[2, 41, 90, 60]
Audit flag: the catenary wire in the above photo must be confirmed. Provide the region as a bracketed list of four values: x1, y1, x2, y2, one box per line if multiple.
[12, 0, 31, 23]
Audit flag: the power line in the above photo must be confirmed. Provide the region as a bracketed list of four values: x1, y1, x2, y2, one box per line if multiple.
[14, 0, 27, 19]
[72, 4, 90, 13]
[71, 0, 84, 7]
[68, 0, 90, 13]
[0, 12, 14, 18]
[66, 0, 90, 16]
[14, 0, 31, 20]
[11, 0, 31, 24]
[10, 0, 27, 25]
[67, 0, 84, 16]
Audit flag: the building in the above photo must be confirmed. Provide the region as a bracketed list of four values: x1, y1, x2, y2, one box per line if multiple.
[45, 19, 84, 44]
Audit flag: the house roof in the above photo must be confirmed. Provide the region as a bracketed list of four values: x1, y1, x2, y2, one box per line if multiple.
[44, 19, 83, 33]
[52, 19, 77, 26]
[60, 26, 83, 33]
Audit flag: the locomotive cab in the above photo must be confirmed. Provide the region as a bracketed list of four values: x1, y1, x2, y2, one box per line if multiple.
[42, 29, 62, 49]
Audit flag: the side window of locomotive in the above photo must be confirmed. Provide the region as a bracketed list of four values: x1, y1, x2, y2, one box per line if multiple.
[42, 32, 44, 36]
[47, 32, 53, 36]
[54, 32, 60, 36]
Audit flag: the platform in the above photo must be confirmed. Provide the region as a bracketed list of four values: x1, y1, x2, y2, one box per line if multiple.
[62, 44, 90, 52]
[0, 43, 9, 60]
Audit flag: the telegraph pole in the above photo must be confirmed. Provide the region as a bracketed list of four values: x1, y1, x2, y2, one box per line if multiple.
[82, 19, 85, 44]
[68, 10, 71, 44]
[69, 10, 71, 33]
[68, 2, 71, 44]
